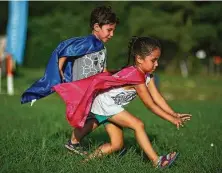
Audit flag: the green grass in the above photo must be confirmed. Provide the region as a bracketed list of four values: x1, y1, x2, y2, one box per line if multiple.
[0, 68, 222, 173]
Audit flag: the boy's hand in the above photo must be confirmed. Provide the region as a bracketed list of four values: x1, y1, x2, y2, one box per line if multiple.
[62, 77, 67, 83]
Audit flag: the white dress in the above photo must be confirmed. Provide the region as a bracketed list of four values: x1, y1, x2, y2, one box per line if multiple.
[91, 74, 151, 116]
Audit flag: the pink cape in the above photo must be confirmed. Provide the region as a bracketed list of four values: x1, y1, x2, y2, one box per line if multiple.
[52, 66, 145, 128]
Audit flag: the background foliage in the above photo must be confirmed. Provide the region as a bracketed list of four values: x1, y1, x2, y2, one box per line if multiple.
[0, 1, 222, 74]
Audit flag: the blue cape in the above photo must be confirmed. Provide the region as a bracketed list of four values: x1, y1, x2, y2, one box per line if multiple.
[21, 34, 104, 104]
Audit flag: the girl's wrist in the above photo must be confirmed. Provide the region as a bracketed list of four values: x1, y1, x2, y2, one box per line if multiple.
[169, 116, 176, 124]
[172, 112, 178, 117]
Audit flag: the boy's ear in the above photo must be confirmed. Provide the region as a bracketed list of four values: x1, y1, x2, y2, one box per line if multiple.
[93, 23, 100, 32]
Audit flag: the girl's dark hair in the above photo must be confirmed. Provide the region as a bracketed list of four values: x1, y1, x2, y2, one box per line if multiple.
[127, 36, 161, 66]
[90, 6, 119, 29]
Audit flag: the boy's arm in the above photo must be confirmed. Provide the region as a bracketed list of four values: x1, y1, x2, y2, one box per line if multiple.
[135, 83, 176, 124]
[103, 68, 120, 74]
[103, 68, 108, 72]
[59, 57, 67, 81]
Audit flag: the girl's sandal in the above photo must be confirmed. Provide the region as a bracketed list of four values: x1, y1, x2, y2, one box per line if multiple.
[156, 152, 179, 169]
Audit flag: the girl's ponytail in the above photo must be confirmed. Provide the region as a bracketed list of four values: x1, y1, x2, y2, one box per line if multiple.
[126, 36, 138, 67]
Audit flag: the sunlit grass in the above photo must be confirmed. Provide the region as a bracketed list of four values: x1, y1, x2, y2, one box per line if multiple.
[0, 68, 222, 173]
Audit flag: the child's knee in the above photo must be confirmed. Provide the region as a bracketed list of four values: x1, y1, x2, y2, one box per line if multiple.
[134, 119, 145, 130]
[112, 143, 124, 151]
[111, 140, 124, 151]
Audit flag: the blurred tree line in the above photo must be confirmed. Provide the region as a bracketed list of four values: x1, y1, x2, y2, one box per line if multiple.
[0, 1, 222, 75]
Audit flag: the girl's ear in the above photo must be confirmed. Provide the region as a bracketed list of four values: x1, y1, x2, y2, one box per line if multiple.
[93, 23, 100, 32]
[135, 55, 143, 64]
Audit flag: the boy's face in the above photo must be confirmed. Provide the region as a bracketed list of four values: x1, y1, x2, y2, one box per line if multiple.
[94, 23, 116, 43]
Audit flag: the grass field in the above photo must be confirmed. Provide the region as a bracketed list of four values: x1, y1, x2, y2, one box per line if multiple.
[0, 68, 222, 173]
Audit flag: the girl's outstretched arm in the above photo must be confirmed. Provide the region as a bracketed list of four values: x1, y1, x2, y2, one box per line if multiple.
[135, 83, 175, 123]
[147, 77, 177, 116]
[135, 83, 186, 129]
[147, 77, 192, 118]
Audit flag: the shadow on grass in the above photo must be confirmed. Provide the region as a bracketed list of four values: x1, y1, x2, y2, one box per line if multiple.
[47, 129, 167, 162]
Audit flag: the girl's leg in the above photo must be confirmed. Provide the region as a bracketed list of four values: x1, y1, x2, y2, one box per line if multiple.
[71, 118, 99, 144]
[108, 110, 175, 166]
[86, 123, 124, 160]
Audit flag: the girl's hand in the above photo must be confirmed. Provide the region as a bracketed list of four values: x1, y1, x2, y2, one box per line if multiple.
[177, 113, 192, 123]
[172, 113, 192, 130]
[173, 113, 192, 121]
[172, 117, 184, 130]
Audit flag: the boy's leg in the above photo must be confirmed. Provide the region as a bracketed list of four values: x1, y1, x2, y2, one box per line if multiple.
[65, 118, 99, 154]
[108, 110, 176, 166]
[71, 118, 99, 144]
[66, 113, 127, 157]
[85, 122, 124, 160]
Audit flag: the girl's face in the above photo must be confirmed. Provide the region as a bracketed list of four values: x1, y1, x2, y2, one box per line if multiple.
[93, 23, 116, 43]
[137, 48, 161, 73]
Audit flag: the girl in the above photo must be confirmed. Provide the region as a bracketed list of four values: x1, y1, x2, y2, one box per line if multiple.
[53, 36, 191, 169]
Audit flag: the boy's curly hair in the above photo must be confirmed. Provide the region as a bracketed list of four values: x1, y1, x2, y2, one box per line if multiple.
[90, 6, 119, 29]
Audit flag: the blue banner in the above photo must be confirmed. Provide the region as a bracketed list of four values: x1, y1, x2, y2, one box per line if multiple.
[6, 0, 28, 65]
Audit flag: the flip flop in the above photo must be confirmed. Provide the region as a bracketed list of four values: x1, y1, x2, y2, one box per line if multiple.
[156, 152, 179, 169]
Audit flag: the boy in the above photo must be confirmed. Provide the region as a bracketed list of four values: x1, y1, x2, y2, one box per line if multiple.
[21, 6, 122, 155]
[21, 6, 118, 104]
